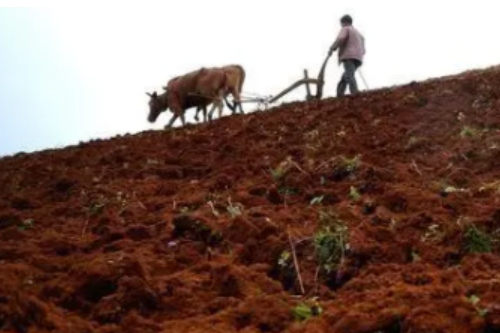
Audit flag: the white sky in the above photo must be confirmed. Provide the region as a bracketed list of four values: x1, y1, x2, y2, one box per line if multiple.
[1, 1, 500, 156]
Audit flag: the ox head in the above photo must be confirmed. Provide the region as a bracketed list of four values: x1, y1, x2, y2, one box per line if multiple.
[146, 91, 167, 123]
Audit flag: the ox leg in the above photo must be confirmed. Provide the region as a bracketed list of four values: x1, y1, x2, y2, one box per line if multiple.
[202, 106, 207, 123]
[165, 114, 178, 129]
[194, 107, 200, 122]
[217, 99, 223, 119]
[208, 93, 224, 122]
[180, 113, 186, 126]
[231, 88, 244, 115]
[215, 92, 224, 119]
[208, 103, 217, 122]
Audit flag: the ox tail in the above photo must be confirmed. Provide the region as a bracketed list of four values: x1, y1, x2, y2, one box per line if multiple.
[236, 65, 246, 94]
[221, 71, 236, 112]
[235, 65, 245, 114]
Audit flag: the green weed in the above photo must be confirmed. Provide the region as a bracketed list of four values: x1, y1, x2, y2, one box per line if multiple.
[314, 211, 349, 274]
[464, 224, 493, 254]
[292, 302, 323, 321]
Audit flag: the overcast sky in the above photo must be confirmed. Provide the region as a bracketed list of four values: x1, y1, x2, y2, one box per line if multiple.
[1, 1, 500, 156]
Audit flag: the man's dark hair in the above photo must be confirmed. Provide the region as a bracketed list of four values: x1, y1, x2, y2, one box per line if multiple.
[340, 15, 353, 25]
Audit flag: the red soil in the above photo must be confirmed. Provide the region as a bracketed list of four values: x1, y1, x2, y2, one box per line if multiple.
[2, 66, 500, 333]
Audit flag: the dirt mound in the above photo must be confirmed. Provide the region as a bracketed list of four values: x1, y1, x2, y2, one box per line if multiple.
[2, 65, 500, 332]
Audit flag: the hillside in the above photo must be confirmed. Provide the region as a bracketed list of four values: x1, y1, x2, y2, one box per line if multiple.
[2, 66, 500, 333]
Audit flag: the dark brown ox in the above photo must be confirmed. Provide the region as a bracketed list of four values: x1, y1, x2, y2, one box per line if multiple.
[147, 67, 228, 128]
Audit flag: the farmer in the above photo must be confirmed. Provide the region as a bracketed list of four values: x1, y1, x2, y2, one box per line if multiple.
[328, 15, 366, 97]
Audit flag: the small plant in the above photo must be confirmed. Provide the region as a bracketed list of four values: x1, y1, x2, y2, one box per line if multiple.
[421, 224, 445, 243]
[17, 219, 34, 231]
[340, 155, 360, 173]
[278, 251, 292, 268]
[332, 155, 361, 181]
[292, 301, 323, 322]
[279, 187, 300, 195]
[88, 202, 106, 216]
[406, 136, 421, 149]
[208, 229, 223, 244]
[468, 295, 489, 317]
[179, 206, 191, 214]
[349, 186, 361, 202]
[460, 126, 479, 138]
[457, 112, 466, 122]
[463, 224, 493, 254]
[479, 180, 500, 195]
[411, 249, 421, 263]
[198, 221, 223, 245]
[270, 159, 292, 182]
[362, 199, 376, 215]
[304, 130, 320, 142]
[270, 167, 286, 182]
[439, 183, 469, 197]
[310, 195, 324, 206]
[444, 185, 458, 193]
[314, 212, 349, 274]
[276, 250, 296, 290]
[304, 130, 322, 153]
[173, 215, 223, 246]
[226, 198, 243, 219]
[207, 201, 221, 217]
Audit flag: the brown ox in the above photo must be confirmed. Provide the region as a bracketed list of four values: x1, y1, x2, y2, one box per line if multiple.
[147, 67, 228, 128]
[165, 64, 246, 123]
[205, 64, 246, 121]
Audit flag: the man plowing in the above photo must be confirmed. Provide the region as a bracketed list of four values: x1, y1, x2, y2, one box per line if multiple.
[329, 15, 366, 97]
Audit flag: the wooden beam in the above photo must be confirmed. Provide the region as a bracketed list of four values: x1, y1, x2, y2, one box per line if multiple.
[304, 69, 312, 100]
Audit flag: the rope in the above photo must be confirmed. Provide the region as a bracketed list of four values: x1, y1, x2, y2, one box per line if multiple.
[187, 92, 214, 99]
[187, 92, 270, 107]
[240, 91, 269, 98]
[187, 91, 270, 101]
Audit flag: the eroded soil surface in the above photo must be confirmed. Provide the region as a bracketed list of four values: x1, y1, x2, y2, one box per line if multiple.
[2, 66, 500, 333]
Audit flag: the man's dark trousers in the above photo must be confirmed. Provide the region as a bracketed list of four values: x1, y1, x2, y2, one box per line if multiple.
[337, 59, 361, 97]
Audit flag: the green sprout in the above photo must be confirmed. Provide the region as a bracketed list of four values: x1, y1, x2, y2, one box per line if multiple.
[292, 302, 323, 322]
[226, 198, 243, 219]
[17, 219, 34, 231]
[406, 136, 421, 149]
[468, 295, 489, 317]
[310, 195, 325, 206]
[460, 126, 479, 138]
[340, 155, 361, 173]
[278, 251, 292, 268]
[314, 212, 349, 274]
[463, 224, 493, 254]
[349, 186, 361, 202]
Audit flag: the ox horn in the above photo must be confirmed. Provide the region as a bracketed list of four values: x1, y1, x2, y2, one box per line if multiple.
[162, 86, 168, 91]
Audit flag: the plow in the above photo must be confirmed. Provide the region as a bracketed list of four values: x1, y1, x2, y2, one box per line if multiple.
[239, 53, 333, 110]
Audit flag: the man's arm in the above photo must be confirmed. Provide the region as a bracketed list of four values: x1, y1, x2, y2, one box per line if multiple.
[329, 27, 348, 54]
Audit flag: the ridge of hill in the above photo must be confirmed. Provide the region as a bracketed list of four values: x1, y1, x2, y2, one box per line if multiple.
[2, 66, 500, 333]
